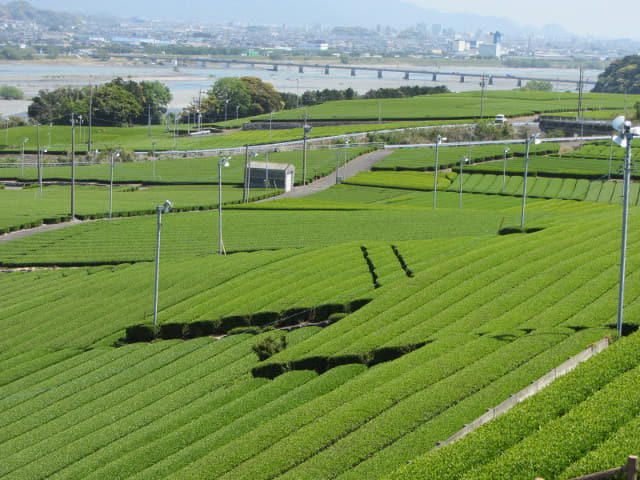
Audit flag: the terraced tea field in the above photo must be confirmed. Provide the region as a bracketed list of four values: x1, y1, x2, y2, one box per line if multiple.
[1, 134, 639, 479]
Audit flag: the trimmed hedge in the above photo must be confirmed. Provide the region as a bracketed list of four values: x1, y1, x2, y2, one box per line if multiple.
[124, 299, 372, 344]
[252, 341, 428, 379]
[125, 324, 159, 342]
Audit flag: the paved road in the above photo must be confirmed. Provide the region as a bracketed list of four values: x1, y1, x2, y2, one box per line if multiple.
[259, 148, 393, 201]
[0, 219, 85, 244]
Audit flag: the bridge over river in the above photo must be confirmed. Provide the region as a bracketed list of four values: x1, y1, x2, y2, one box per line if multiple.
[109, 54, 594, 90]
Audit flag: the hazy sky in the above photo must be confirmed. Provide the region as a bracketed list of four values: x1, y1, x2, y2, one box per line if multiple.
[410, 0, 638, 39]
[23, 0, 640, 40]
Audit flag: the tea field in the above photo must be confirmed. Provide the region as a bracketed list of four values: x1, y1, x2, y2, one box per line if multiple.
[0, 147, 373, 186]
[1, 131, 640, 479]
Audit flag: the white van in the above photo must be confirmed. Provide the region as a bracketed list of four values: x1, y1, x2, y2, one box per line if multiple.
[495, 114, 506, 124]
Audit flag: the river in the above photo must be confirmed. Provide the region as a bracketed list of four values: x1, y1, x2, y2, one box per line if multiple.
[0, 60, 602, 117]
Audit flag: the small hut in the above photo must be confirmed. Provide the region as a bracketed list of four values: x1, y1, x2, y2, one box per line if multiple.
[247, 161, 295, 192]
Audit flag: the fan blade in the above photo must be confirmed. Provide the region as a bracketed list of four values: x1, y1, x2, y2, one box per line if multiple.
[612, 116, 627, 132]
[631, 126, 640, 136]
[614, 135, 627, 148]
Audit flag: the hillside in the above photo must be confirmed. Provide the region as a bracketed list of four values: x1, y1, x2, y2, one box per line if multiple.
[0, 135, 639, 479]
[0, 1, 83, 28]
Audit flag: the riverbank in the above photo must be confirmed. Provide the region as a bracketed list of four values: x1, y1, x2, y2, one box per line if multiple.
[0, 58, 602, 118]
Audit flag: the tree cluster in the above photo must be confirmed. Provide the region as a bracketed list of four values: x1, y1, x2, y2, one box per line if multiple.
[517, 80, 553, 92]
[284, 85, 449, 108]
[28, 78, 172, 126]
[593, 55, 640, 94]
[0, 85, 24, 99]
[362, 85, 449, 99]
[181, 76, 283, 123]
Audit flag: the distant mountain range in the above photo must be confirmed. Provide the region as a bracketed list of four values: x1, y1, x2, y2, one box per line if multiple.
[11, 0, 572, 38]
[0, 0, 83, 27]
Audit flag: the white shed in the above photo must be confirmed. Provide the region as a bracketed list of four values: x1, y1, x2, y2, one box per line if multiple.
[247, 161, 295, 192]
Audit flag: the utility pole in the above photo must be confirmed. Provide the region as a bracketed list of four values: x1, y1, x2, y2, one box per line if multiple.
[147, 103, 151, 137]
[87, 83, 92, 152]
[480, 73, 487, 120]
[37, 123, 42, 199]
[578, 67, 584, 143]
[302, 111, 311, 186]
[243, 144, 249, 203]
[71, 114, 76, 219]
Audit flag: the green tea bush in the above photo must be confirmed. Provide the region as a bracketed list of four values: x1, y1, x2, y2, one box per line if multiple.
[125, 324, 159, 342]
[158, 322, 187, 340]
[252, 334, 288, 361]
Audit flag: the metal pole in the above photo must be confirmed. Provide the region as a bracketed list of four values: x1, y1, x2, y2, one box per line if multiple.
[265, 151, 269, 188]
[608, 137, 614, 180]
[109, 152, 115, 220]
[88, 83, 92, 152]
[433, 135, 440, 210]
[21, 138, 27, 177]
[247, 153, 255, 200]
[302, 132, 308, 186]
[521, 138, 532, 228]
[269, 111, 273, 139]
[153, 206, 162, 325]
[71, 115, 75, 220]
[37, 123, 42, 199]
[219, 161, 223, 255]
[343, 137, 348, 180]
[480, 74, 485, 120]
[152, 142, 157, 180]
[503, 147, 509, 193]
[616, 133, 633, 338]
[336, 151, 340, 184]
[243, 144, 249, 202]
[459, 156, 464, 209]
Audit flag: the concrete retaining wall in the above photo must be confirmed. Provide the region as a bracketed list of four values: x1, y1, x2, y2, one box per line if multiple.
[434, 337, 610, 450]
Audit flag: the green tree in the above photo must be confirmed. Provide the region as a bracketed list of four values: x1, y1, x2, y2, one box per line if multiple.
[207, 77, 251, 121]
[239, 76, 283, 116]
[28, 87, 87, 124]
[93, 83, 142, 126]
[519, 80, 553, 91]
[0, 85, 24, 99]
[593, 55, 640, 94]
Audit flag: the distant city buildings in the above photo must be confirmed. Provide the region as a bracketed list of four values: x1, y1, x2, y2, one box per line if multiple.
[0, 8, 635, 61]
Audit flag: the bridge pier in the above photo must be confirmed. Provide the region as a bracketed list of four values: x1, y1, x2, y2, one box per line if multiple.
[351, 68, 356, 76]
[488, 76, 493, 85]
[432, 73, 437, 81]
[460, 75, 465, 83]
[273, 64, 278, 72]
[404, 72, 410, 80]
[378, 70, 383, 78]
[299, 66, 304, 74]
[517, 78, 522, 87]
[225, 63, 230, 68]
[249, 63, 255, 69]
[324, 66, 330, 75]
